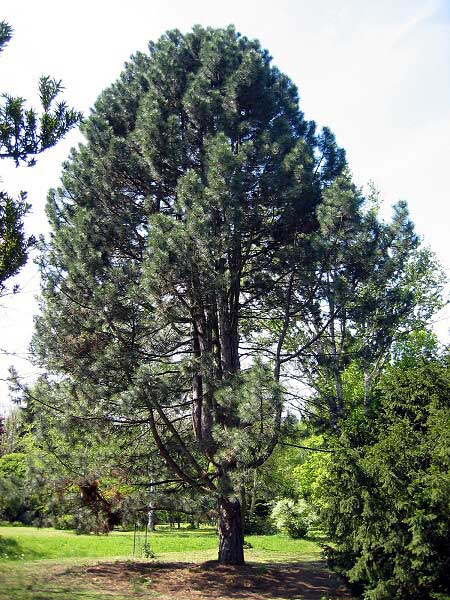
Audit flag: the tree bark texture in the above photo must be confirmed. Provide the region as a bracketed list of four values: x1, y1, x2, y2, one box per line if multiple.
[218, 496, 244, 565]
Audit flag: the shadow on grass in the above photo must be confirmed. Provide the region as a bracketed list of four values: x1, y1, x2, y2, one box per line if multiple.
[60, 559, 352, 599]
[0, 535, 38, 560]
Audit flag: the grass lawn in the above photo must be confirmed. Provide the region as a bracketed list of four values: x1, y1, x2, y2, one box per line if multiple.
[0, 525, 322, 561]
[0, 526, 351, 599]
[0, 525, 217, 561]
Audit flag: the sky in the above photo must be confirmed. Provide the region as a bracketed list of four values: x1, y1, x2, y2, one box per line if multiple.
[1, 0, 449, 413]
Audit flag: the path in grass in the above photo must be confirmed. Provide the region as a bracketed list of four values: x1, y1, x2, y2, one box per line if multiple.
[0, 526, 352, 599]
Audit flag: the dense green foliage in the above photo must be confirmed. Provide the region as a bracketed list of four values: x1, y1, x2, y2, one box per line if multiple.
[320, 345, 450, 599]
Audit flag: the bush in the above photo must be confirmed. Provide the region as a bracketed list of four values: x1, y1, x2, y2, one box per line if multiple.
[244, 513, 275, 535]
[271, 498, 318, 538]
[0, 520, 24, 527]
[73, 507, 100, 534]
[53, 514, 76, 530]
[31, 514, 52, 528]
[285, 516, 308, 539]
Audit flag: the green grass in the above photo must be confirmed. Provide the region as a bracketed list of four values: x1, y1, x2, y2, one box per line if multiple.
[0, 525, 322, 562]
[0, 527, 343, 600]
[0, 526, 214, 561]
[246, 533, 321, 557]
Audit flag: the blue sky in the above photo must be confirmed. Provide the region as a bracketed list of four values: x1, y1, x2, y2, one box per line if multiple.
[1, 0, 449, 412]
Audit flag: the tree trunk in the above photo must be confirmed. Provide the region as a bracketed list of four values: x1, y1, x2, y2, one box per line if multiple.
[218, 497, 244, 565]
[147, 507, 155, 531]
[239, 483, 247, 524]
[248, 469, 258, 517]
[363, 367, 371, 414]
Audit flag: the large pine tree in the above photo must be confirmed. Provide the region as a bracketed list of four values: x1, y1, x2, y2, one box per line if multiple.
[33, 26, 348, 563]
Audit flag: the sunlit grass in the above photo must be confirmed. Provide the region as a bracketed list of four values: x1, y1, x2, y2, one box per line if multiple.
[0, 525, 323, 562]
[0, 526, 331, 600]
[0, 525, 216, 561]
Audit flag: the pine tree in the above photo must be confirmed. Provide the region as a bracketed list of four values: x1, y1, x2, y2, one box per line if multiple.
[33, 25, 349, 564]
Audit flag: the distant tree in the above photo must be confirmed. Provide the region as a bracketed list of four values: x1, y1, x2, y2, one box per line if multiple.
[0, 407, 24, 456]
[279, 175, 445, 430]
[0, 20, 81, 293]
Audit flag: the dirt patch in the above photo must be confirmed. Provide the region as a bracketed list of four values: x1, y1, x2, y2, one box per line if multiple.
[61, 559, 352, 599]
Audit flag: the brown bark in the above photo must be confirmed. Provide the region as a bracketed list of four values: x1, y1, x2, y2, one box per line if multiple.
[218, 496, 245, 565]
[239, 483, 247, 523]
[249, 469, 258, 515]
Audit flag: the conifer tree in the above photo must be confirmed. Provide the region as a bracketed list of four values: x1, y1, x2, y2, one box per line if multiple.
[33, 25, 349, 564]
[32, 25, 442, 564]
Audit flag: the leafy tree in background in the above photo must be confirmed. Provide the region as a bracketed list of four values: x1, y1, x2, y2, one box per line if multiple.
[0, 20, 81, 292]
[281, 174, 445, 431]
[0, 451, 29, 521]
[0, 415, 52, 525]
